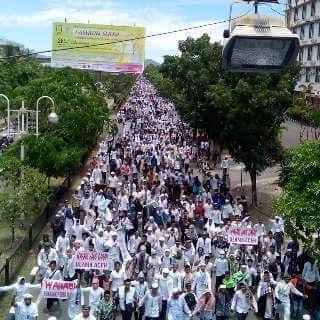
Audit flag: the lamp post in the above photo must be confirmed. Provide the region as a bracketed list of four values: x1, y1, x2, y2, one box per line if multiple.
[36, 96, 57, 136]
[0, 94, 10, 137]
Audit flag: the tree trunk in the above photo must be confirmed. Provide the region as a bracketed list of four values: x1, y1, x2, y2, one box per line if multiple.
[11, 226, 15, 244]
[250, 171, 258, 207]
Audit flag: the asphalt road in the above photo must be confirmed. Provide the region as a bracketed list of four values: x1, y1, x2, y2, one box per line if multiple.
[9, 120, 314, 320]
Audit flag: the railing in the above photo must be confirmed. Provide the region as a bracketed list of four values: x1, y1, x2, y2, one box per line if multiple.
[0, 179, 67, 285]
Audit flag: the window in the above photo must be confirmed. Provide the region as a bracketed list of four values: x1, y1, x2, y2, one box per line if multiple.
[299, 48, 304, 61]
[315, 68, 320, 83]
[311, 2, 316, 17]
[294, 8, 298, 22]
[302, 6, 306, 19]
[309, 23, 314, 38]
[295, 0, 298, 6]
[300, 26, 305, 40]
[317, 45, 320, 60]
[306, 68, 310, 82]
[307, 46, 313, 60]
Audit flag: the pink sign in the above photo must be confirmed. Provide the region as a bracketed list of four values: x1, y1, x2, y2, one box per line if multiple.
[227, 228, 258, 245]
[42, 279, 78, 299]
[75, 251, 108, 270]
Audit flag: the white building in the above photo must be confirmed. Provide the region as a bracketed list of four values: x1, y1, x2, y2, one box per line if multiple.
[287, 0, 320, 93]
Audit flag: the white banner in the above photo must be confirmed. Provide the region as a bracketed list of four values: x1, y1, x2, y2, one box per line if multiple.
[42, 279, 78, 299]
[75, 251, 108, 270]
[227, 228, 258, 245]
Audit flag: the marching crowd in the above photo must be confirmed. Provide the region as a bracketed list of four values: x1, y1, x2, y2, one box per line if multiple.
[1, 77, 319, 320]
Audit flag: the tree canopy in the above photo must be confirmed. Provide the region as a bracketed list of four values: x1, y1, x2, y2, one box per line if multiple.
[145, 34, 299, 205]
[0, 59, 136, 179]
[273, 141, 320, 259]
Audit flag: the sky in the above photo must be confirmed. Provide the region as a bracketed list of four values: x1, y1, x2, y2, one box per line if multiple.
[0, 0, 286, 62]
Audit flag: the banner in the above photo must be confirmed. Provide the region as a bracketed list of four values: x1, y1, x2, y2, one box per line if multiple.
[42, 279, 78, 299]
[52, 22, 145, 73]
[227, 228, 258, 245]
[75, 251, 108, 270]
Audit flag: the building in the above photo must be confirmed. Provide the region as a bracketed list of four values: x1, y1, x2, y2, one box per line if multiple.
[287, 0, 320, 93]
[0, 38, 24, 58]
[286, 0, 320, 107]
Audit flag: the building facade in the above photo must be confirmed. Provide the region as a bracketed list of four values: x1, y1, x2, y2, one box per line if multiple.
[287, 0, 320, 93]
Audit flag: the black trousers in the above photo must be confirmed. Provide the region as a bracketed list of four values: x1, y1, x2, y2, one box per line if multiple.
[121, 310, 133, 320]
[160, 300, 167, 320]
[216, 275, 224, 289]
[47, 298, 58, 310]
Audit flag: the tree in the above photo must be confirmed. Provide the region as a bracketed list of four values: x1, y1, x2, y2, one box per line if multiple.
[273, 141, 320, 259]
[146, 34, 299, 206]
[0, 157, 48, 243]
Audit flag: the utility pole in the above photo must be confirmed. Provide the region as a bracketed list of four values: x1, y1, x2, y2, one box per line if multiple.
[254, 0, 259, 14]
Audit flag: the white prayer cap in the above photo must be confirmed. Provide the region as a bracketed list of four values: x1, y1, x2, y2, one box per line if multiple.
[151, 249, 156, 255]
[147, 227, 152, 231]
[219, 285, 227, 289]
[48, 317, 57, 320]
[303, 316, 311, 320]
[111, 231, 117, 237]
[199, 261, 206, 266]
[162, 268, 170, 274]
[23, 293, 33, 299]
[111, 171, 115, 175]
[151, 282, 159, 289]
[172, 288, 180, 294]
[138, 272, 145, 278]
[159, 237, 165, 241]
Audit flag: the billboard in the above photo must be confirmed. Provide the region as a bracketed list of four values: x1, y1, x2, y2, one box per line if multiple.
[52, 22, 145, 73]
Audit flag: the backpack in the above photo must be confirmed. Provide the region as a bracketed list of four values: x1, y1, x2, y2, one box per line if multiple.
[184, 292, 197, 310]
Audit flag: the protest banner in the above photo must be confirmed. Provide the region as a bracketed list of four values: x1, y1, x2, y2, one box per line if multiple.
[75, 251, 108, 270]
[42, 279, 78, 299]
[227, 228, 258, 245]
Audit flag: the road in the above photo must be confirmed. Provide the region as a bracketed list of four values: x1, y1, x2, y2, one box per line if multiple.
[8, 120, 314, 320]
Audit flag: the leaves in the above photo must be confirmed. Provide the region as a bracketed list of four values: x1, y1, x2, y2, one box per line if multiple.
[273, 141, 320, 259]
[145, 34, 299, 205]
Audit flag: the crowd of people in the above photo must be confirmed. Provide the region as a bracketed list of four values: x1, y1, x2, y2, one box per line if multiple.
[0, 134, 13, 154]
[1, 77, 319, 320]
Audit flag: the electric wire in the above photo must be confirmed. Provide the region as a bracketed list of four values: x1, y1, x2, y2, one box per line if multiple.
[0, 10, 252, 61]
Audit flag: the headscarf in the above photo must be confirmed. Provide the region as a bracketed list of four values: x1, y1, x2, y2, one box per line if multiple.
[196, 290, 215, 312]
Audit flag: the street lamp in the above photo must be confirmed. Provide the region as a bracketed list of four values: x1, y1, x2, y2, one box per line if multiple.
[36, 96, 57, 136]
[0, 94, 10, 137]
[223, 1, 299, 72]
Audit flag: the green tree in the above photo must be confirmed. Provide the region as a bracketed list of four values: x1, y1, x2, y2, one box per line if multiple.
[0, 157, 48, 243]
[146, 34, 299, 206]
[273, 141, 320, 259]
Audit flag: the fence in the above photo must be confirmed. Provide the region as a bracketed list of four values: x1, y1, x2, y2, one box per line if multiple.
[0, 176, 69, 286]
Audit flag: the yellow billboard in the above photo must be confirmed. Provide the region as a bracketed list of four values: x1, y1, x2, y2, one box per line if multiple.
[52, 22, 145, 73]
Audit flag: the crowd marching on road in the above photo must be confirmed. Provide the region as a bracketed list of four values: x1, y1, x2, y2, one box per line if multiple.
[1, 77, 320, 320]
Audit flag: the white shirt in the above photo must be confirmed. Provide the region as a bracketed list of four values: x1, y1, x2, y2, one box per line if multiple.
[118, 286, 136, 311]
[231, 289, 258, 313]
[140, 292, 162, 317]
[14, 302, 38, 320]
[158, 275, 174, 300]
[275, 281, 303, 303]
[110, 269, 126, 292]
[302, 262, 320, 283]
[214, 257, 229, 276]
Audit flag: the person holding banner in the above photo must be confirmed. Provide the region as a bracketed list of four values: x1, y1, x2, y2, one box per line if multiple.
[43, 260, 62, 311]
